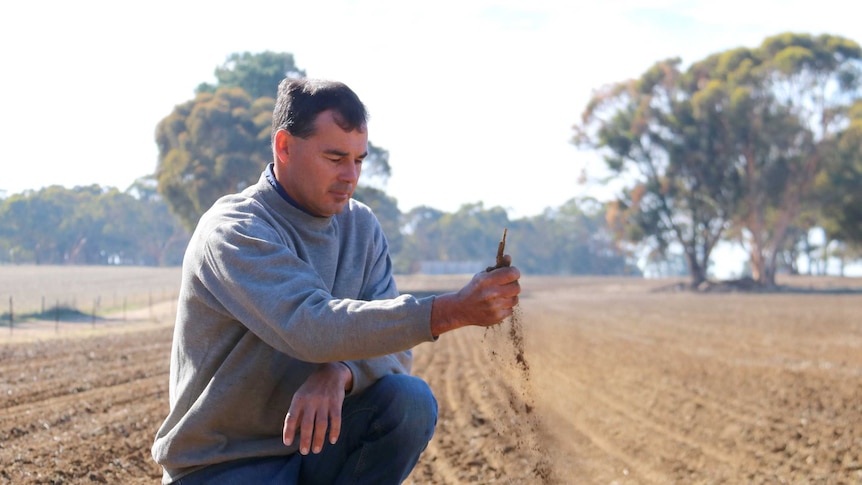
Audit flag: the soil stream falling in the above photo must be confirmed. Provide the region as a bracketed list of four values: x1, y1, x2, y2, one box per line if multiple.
[483, 229, 554, 483]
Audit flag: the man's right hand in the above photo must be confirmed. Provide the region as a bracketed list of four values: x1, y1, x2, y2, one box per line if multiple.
[429, 255, 521, 337]
[282, 362, 352, 455]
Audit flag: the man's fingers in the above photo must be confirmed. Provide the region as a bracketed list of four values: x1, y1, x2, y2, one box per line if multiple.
[328, 409, 342, 446]
[484, 265, 521, 286]
[283, 407, 340, 454]
[311, 410, 330, 454]
[283, 411, 298, 446]
[299, 411, 317, 455]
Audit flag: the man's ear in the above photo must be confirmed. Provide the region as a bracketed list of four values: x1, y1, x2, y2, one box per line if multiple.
[273, 129, 291, 165]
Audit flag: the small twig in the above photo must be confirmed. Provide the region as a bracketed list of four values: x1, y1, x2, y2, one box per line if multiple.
[486, 228, 509, 272]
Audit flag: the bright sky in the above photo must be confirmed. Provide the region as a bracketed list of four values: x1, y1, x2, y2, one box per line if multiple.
[1, 0, 859, 224]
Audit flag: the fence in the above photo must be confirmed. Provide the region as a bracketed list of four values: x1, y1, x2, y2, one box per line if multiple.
[0, 264, 182, 338]
[3, 290, 179, 336]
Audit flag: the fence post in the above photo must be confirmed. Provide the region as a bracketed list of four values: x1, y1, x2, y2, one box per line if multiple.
[8, 296, 12, 335]
[55, 299, 60, 333]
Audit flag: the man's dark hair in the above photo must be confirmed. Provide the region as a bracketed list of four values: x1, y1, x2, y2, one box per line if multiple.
[271, 78, 368, 143]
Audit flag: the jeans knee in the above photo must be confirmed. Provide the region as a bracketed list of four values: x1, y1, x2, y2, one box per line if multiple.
[376, 375, 438, 441]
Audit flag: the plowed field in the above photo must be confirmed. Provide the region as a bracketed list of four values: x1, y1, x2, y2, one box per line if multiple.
[2, 274, 862, 484]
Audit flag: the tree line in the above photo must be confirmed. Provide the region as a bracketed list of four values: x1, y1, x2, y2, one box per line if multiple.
[0, 184, 637, 276]
[0, 180, 188, 266]
[3, 35, 861, 285]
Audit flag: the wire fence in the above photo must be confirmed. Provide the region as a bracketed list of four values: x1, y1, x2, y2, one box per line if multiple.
[1, 265, 182, 338]
[3, 290, 179, 335]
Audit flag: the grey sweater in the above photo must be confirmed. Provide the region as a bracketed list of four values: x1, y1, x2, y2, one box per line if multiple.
[151, 172, 436, 483]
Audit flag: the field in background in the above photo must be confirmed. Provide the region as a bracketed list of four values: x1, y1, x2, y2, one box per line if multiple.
[1, 269, 861, 483]
[0, 265, 182, 343]
[0, 264, 181, 316]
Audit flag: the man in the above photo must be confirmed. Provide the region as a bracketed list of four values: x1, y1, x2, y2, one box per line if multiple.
[152, 78, 521, 484]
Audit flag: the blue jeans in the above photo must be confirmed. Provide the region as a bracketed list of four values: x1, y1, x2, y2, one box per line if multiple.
[173, 374, 438, 485]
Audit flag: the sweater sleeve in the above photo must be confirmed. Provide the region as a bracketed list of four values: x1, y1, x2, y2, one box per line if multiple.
[341, 222, 416, 394]
[194, 216, 434, 365]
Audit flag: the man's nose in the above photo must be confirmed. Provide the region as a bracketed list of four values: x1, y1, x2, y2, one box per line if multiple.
[339, 162, 360, 184]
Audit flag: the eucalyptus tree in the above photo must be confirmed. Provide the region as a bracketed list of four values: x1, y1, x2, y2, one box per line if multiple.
[576, 32, 862, 287]
[155, 88, 273, 230]
[699, 33, 862, 285]
[575, 58, 740, 286]
[816, 99, 862, 259]
[196, 51, 306, 100]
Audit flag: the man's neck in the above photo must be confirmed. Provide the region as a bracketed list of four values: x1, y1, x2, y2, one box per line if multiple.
[265, 163, 318, 217]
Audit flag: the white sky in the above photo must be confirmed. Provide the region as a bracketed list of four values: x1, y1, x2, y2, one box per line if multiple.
[1, 0, 859, 225]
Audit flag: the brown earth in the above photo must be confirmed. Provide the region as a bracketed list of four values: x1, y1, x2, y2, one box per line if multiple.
[2, 275, 862, 484]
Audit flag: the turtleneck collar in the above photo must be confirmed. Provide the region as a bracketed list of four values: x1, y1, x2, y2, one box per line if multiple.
[264, 162, 321, 218]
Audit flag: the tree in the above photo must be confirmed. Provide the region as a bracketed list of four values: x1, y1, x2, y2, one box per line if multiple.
[351, 141, 400, 254]
[103, 178, 190, 265]
[360, 142, 393, 190]
[708, 33, 862, 285]
[155, 88, 274, 230]
[353, 186, 402, 255]
[0, 187, 70, 263]
[814, 99, 862, 274]
[575, 58, 739, 287]
[390, 202, 512, 271]
[0, 184, 188, 265]
[196, 51, 306, 99]
[394, 206, 446, 273]
[437, 203, 511, 263]
[510, 198, 638, 276]
[575, 32, 862, 287]
[391, 199, 637, 276]
[157, 51, 305, 231]
[819, 99, 862, 244]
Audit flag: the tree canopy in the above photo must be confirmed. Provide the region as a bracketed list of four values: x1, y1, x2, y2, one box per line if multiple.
[575, 32, 862, 287]
[196, 51, 306, 99]
[155, 88, 274, 230]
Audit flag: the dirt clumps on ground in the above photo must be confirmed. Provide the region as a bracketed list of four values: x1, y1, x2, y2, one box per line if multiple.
[5, 275, 862, 484]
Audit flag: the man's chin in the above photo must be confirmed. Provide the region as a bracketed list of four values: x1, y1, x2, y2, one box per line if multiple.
[319, 200, 350, 217]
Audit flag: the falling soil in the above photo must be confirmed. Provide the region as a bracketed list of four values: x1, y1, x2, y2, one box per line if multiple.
[483, 229, 554, 483]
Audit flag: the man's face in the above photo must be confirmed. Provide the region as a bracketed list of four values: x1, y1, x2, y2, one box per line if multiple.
[276, 110, 368, 217]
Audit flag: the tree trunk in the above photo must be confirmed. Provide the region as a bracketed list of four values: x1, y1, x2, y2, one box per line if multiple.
[763, 250, 778, 287]
[803, 233, 814, 276]
[685, 248, 706, 288]
[749, 243, 764, 283]
[67, 238, 88, 265]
